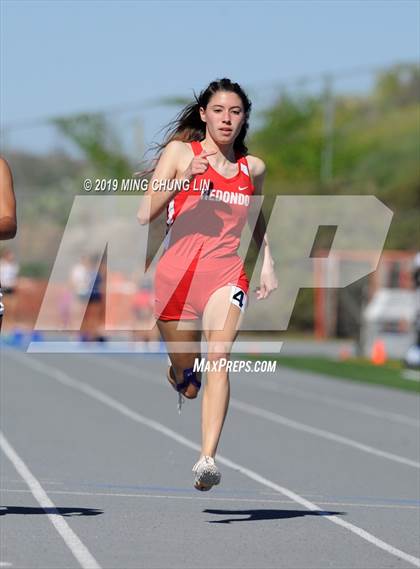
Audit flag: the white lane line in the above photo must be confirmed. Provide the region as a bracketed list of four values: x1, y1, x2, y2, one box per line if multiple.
[91, 354, 420, 430]
[88, 355, 159, 386]
[0, 432, 101, 569]
[237, 376, 420, 428]
[2, 488, 419, 510]
[1, 478, 64, 485]
[9, 353, 420, 568]
[230, 399, 420, 469]
[90, 355, 420, 469]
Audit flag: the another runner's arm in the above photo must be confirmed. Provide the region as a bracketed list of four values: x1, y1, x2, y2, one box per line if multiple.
[0, 158, 17, 240]
[248, 156, 274, 266]
[137, 141, 184, 225]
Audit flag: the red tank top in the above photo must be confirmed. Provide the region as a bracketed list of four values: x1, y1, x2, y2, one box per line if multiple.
[162, 141, 255, 268]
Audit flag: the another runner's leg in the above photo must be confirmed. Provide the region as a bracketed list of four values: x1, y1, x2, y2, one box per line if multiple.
[156, 319, 202, 398]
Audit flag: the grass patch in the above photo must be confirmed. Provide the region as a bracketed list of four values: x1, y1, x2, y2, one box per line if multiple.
[244, 355, 420, 393]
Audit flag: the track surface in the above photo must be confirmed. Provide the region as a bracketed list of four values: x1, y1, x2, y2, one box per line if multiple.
[1, 348, 419, 568]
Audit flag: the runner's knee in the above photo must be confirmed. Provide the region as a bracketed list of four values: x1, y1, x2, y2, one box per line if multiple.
[207, 340, 231, 362]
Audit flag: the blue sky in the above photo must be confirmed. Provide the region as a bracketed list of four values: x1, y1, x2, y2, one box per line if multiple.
[1, 0, 419, 155]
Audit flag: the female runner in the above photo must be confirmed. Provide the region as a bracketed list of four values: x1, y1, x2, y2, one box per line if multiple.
[0, 157, 17, 332]
[138, 78, 277, 491]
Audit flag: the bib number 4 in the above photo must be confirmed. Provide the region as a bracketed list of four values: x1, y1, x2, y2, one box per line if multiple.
[229, 285, 247, 312]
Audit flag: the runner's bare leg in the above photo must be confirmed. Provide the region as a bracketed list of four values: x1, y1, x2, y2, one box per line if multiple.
[201, 286, 244, 459]
[156, 319, 202, 398]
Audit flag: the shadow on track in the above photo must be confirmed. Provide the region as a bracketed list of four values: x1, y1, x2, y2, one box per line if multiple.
[0, 506, 103, 516]
[204, 508, 344, 524]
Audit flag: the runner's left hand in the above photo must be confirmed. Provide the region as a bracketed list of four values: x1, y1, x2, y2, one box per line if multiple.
[255, 265, 278, 300]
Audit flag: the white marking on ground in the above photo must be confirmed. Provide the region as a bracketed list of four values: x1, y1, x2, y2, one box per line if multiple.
[2, 488, 419, 510]
[230, 399, 420, 469]
[0, 431, 101, 569]
[9, 353, 420, 568]
[237, 376, 420, 428]
[0, 477, 64, 485]
[89, 355, 160, 386]
[93, 355, 420, 428]
[91, 355, 420, 468]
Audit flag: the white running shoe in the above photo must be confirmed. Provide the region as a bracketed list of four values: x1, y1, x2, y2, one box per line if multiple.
[192, 456, 221, 491]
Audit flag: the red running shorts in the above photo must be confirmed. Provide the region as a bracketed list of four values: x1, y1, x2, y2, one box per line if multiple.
[154, 255, 249, 321]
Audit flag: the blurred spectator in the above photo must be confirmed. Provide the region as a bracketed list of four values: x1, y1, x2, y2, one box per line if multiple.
[70, 255, 91, 301]
[131, 274, 159, 344]
[0, 157, 17, 332]
[413, 252, 420, 347]
[69, 255, 90, 335]
[404, 252, 420, 369]
[58, 287, 72, 329]
[79, 254, 106, 342]
[0, 249, 20, 327]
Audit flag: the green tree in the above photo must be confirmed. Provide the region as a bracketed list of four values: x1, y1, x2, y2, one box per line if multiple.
[52, 113, 132, 179]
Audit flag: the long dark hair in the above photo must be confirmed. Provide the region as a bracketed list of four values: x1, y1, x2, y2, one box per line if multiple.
[139, 78, 252, 175]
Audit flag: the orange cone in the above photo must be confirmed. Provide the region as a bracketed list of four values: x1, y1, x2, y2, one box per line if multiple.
[371, 339, 387, 365]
